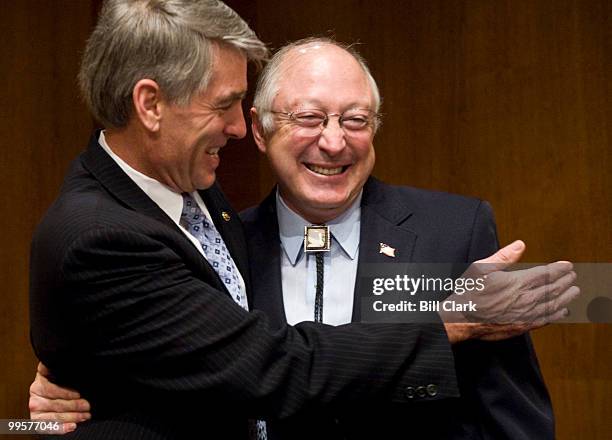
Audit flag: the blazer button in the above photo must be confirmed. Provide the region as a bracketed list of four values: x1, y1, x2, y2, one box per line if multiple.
[426, 383, 438, 397]
[405, 386, 415, 399]
[416, 386, 427, 398]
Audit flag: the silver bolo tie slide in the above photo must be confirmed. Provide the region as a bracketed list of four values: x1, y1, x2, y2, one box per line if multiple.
[303, 225, 331, 253]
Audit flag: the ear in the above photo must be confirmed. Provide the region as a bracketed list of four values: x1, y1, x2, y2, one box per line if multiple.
[250, 107, 268, 154]
[132, 79, 163, 132]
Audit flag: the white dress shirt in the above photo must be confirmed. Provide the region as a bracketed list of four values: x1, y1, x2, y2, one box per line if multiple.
[98, 131, 247, 295]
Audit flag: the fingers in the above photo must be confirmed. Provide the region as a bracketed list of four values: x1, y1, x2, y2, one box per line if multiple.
[37, 362, 51, 376]
[29, 393, 91, 413]
[512, 268, 579, 321]
[473, 240, 526, 273]
[510, 270, 576, 310]
[31, 410, 91, 423]
[556, 286, 581, 309]
[530, 270, 578, 304]
[35, 422, 78, 435]
[472, 245, 573, 289]
[30, 371, 81, 400]
[29, 363, 91, 434]
[60, 423, 78, 434]
[540, 307, 570, 324]
[516, 261, 574, 289]
[545, 261, 574, 283]
[522, 286, 580, 322]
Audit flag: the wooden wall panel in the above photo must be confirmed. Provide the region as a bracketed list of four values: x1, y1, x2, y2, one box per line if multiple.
[0, 0, 97, 432]
[246, 0, 611, 438]
[215, 0, 262, 211]
[1, 1, 609, 439]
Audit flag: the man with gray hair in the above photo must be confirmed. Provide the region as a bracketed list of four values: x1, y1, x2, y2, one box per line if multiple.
[240, 37, 568, 438]
[29, 2, 548, 438]
[30, 1, 578, 438]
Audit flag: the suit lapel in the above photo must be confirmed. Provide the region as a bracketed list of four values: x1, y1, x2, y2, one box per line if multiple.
[244, 189, 287, 328]
[80, 133, 234, 298]
[352, 177, 418, 322]
[81, 133, 178, 231]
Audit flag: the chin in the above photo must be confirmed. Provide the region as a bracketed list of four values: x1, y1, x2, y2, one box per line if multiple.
[196, 176, 216, 190]
[305, 195, 350, 210]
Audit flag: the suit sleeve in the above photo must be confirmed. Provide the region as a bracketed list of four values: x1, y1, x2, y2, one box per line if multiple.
[31, 226, 458, 420]
[455, 200, 555, 439]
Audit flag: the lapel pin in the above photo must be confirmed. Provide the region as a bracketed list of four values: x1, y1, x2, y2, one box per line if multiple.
[379, 242, 396, 258]
[221, 211, 231, 222]
[304, 225, 331, 252]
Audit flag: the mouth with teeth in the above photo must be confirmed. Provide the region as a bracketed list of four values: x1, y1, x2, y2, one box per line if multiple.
[206, 147, 221, 156]
[305, 164, 349, 176]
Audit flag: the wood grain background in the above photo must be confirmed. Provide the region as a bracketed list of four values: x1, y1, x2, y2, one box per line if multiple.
[1, 1, 609, 438]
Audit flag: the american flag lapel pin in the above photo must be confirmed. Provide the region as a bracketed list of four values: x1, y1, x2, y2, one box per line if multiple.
[379, 242, 396, 258]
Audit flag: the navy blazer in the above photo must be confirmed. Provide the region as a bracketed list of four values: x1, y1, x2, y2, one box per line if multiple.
[241, 177, 554, 440]
[30, 136, 461, 439]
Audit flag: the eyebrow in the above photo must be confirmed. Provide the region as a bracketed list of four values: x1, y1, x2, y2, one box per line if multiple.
[216, 91, 247, 106]
[289, 98, 372, 110]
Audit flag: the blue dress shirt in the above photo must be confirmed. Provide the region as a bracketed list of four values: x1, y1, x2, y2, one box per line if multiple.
[276, 190, 362, 326]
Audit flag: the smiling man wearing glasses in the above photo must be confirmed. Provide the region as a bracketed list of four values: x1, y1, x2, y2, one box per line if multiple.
[243, 38, 556, 439]
[251, 40, 380, 228]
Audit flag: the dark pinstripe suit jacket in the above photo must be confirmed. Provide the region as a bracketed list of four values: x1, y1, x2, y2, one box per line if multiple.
[241, 178, 554, 439]
[30, 136, 461, 439]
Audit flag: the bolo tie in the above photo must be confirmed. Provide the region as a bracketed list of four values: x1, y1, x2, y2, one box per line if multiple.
[304, 225, 331, 323]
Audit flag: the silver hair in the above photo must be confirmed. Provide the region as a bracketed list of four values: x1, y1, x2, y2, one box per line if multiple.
[253, 37, 381, 136]
[79, 0, 268, 128]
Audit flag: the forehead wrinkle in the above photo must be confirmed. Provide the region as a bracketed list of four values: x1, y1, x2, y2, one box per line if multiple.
[274, 45, 373, 111]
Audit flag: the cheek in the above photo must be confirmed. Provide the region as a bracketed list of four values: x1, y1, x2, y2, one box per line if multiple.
[352, 142, 375, 172]
[269, 142, 309, 174]
[355, 139, 374, 158]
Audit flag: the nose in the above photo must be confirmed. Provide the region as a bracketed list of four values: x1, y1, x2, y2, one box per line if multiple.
[224, 104, 247, 139]
[317, 117, 346, 156]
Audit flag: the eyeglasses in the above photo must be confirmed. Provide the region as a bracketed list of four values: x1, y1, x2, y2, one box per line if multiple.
[269, 108, 379, 136]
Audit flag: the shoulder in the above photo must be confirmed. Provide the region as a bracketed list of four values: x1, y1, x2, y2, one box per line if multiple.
[364, 177, 492, 222]
[35, 158, 127, 244]
[32, 156, 184, 268]
[363, 177, 498, 261]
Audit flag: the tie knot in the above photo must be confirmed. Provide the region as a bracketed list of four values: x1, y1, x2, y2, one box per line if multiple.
[181, 193, 205, 226]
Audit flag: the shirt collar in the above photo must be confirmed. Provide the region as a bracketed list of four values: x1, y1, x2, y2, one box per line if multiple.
[276, 189, 362, 265]
[98, 131, 208, 224]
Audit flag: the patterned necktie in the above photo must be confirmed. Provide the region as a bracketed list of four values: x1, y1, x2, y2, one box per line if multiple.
[180, 193, 267, 440]
[180, 193, 248, 310]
